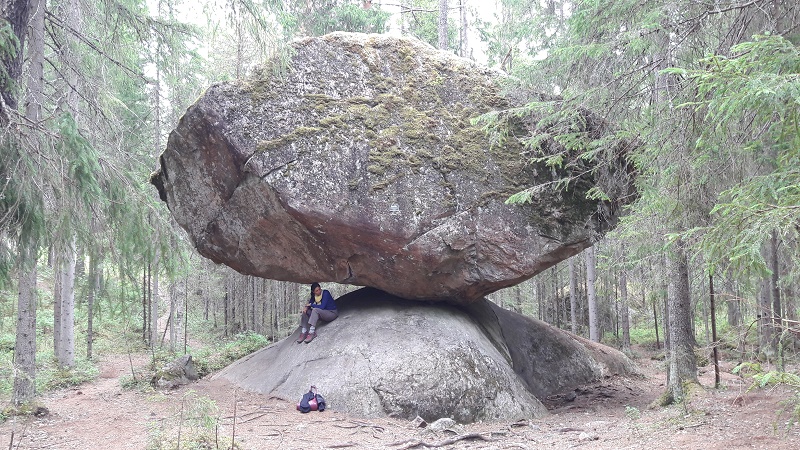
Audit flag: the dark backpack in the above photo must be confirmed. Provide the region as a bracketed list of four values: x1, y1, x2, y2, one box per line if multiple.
[297, 386, 325, 413]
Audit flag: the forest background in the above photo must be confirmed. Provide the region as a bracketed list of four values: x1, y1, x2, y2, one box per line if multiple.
[0, 0, 798, 421]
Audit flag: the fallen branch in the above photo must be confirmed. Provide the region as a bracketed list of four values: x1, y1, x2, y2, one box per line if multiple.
[332, 421, 386, 433]
[325, 443, 359, 448]
[391, 433, 494, 449]
[237, 412, 269, 424]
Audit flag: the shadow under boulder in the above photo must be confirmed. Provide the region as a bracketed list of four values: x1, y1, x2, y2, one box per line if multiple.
[214, 288, 636, 423]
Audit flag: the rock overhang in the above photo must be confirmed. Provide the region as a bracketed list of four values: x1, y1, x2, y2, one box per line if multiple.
[151, 32, 636, 303]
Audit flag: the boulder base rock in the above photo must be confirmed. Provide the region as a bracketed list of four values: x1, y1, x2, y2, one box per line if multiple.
[214, 288, 636, 423]
[152, 354, 200, 389]
[151, 32, 635, 303]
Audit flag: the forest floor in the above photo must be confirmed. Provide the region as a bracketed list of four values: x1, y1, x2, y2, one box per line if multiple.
[2, 345, 799, 450]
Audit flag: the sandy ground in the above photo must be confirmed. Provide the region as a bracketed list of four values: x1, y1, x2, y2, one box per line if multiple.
[2, 349, 799, 450]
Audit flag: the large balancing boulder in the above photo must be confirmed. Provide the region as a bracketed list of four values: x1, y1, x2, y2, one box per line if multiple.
[151, 32, 635, 303]
[214, 288, 636, 423]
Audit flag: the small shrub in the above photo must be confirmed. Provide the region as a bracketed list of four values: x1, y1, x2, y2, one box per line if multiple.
[733, 361, 800, 433]
[38, 359, 99, 391]
[629, 327, 659, 346]
[146, 390, 238, 450]
[193, 331, 270, 377]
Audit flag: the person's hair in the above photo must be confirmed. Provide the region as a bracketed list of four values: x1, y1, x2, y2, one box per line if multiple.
[310, 282, 321, 298]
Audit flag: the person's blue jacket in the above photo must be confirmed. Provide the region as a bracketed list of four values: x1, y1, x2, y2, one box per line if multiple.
[307, 289, 337, 311]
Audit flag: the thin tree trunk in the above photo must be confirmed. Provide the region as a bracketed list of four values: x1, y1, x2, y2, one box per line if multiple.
[151, 252, 160, 348]
[0, 0, 31, 120]
[653, 297, 660, 350]
[224, 280, 229, 337]
[53, 252, 63, 357]
[666, 240, 698, 403]
[438, 0, 448, 50]
[12, 0, 44, 406]
[13, 236, 38, 406]
[620, 259, 631, 354]
[567, 256, 578, 334]
[553, 266, 560, 328]
[169, 282, 177, 352]
[758, 277, 773, 354]
[709, 273, 720, 388]
[87, 253, 99, 361]
[459, 0, 467, 57]
[771, 230, 781, 337]
[58, 237, 77, 367]
[586, 246, 599, 342]
[142, 266, 148, 343]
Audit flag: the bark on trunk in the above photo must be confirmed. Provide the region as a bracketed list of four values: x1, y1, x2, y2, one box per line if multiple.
[58, 237, 77, 367]
[666, 240, 698, 402]
[569, 256, 578, 334]
[13, 236, 38, 405]
[770, 230, 781, 336]
[151, 252, 160, 347]
[87, 253, 99, 360]
[459, 0, 467, 57]
[619, 262, 631, 354]
[0, 0, 31, 118]
[586, 246, 599, 342]
[438, 0, 448, 50]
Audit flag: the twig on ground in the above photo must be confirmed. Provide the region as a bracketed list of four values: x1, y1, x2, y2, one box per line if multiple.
[333, 421, 386, 433]
[325, 443, 359, 448]
[510, 419, 529, 428]
[238, 412, 269, 423]
[390, 432, 494, 449]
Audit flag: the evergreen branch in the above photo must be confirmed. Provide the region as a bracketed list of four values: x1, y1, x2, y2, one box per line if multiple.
[43, 11, 148, 83]
[381, 3, 464, 13]
[41, 55, 114, 127]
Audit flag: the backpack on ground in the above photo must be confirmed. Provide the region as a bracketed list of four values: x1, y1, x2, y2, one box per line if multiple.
[297, 385, 325, 413]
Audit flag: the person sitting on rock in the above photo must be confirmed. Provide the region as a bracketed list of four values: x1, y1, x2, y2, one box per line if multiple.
[297, 283, 338, 343]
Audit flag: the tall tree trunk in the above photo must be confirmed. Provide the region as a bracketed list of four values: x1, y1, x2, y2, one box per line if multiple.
[437, 0, 448, 50]
[586, 245, 599, 342]
[142, 264, 148, 343]
[12, 0, 44, 406]
[53, 252, 62, 356]
[223, 280, 229, 337]
[569, 256, 577, 334]
[459, 0, 467, 57]
[536, 278, 543, 320]
[87, 253, 99, 361]
[151, 252, 160, 348]
[168, 282, 176, 352]
[770, 230, 781, 337]
[619, 258, 631, 354]
[0, 0, 31, 120]
[665, 240, 698, 403]
[13, 236, 38, 406]
[726, 272, 742, 327]
[652, 296, 660, 349]
[758, 277, 773, 353]
[58, 237, 77, 367]
[552, 266, 560, 328]
[709, 273, 720, 388]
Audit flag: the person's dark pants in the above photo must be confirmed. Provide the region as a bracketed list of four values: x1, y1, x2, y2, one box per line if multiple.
[300, 308, 338, 329]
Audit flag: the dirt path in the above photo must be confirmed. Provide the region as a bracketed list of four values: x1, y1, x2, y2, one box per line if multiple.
[2, 351, 799, 449]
